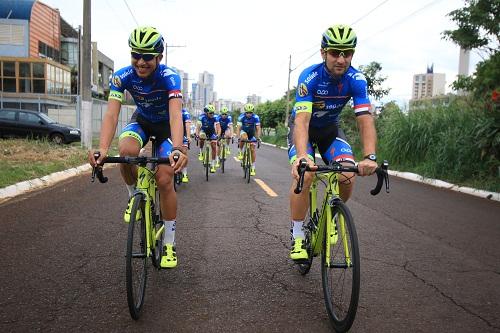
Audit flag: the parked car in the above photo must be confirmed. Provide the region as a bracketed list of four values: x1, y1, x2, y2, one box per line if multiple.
[0, 108, 81, 144]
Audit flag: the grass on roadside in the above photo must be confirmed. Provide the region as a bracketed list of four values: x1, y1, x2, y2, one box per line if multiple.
[0, 137, 119, 188]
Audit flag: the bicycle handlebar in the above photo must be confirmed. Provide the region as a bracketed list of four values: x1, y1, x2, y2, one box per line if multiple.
[91, 152, 179, 184]
[294, 159, 390, 196]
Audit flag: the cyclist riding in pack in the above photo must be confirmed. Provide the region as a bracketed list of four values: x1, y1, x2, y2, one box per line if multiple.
[180, 108, 192, 183]
[88, 26, 187, 269]
[288, 24, 378, 261]
[236, 103, 261, 176]
[196, 104, 221, 173]
[218, 106, 233, 155]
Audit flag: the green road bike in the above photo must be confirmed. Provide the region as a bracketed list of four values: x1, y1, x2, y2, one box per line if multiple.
[294, 159, 389, 332]
[91, 137, 177, 320]
[239, 139, 260, 183]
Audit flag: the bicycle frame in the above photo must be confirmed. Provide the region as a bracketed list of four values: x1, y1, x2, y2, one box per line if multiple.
[135, 165, 163, 259]
[309, 172, 351, 267]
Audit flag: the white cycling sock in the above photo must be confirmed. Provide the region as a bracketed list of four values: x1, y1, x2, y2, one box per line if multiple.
[291, 220, 305, 239]
[182, 167, 187, 176]
[126, 184, 135, 198]
[163, 220, 176, 245]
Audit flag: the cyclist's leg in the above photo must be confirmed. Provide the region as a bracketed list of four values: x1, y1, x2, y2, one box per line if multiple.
[156, 139, 177, 268]
[288, 125, 315, 260]
[119, 120, 147, 194]
[319, 129, 356, 202]
[248, 132, 257, 175]
[182, 138, 189, 182]
[238, 131, 248, 159]
[198, 131, 207, 160]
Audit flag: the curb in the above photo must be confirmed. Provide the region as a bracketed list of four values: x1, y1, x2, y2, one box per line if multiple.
[260, 141, 500, 202]
[1, 144, 499, 203]
[0, 164, 92, 204]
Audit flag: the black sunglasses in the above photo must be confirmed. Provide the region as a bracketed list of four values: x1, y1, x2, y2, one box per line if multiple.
[131, 51, 158, 61]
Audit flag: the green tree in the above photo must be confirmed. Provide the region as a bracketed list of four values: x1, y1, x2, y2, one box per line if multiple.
[358, 61, 391, 101]
[442, 0, 499, 54]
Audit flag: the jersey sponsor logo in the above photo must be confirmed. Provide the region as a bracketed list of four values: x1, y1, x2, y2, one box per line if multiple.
[316, 89, 329, 95]
[170, 77, 176, 86]
[313, 101, 325, 109]
[353, 72, 367, 82]
[313, 110, 329, 118]
[326, 103, 345, 110]
[341, 147, 352, 153]
[112, 75, 121, 88]
[295, 105, 308, 111]
[119, 68, 133, 79]
[109, 91, 123, 101]
[304, 71, 318, 84]
[298, 83, 308, 97]
[132, 84, 143, 91]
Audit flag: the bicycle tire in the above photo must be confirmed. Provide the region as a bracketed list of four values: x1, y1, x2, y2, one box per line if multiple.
[321, 201, 360, 332]
[245, 146, 251, 183]
[126, 192, 148, 320]
[205, 146, 210, 181]
[298, 194, 316, 275]
[221, 143, 226, 173]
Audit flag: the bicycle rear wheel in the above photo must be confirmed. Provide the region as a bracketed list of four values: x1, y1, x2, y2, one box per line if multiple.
[245, 146, 251, 183]
[126, 192, 148, 320]
[321, 201, 360, 332]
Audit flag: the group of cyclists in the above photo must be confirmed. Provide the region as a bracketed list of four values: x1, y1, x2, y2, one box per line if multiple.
[88, 23, 378, 268]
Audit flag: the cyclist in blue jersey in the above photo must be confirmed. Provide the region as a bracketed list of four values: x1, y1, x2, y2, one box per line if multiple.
[288, 25, 378, 261]
[218, 106, 233, 155]
[196, 104, 221, 173]
[180, 108, 192, 183]
[236, 103, 261, 176]
[88, 27, 187, 268]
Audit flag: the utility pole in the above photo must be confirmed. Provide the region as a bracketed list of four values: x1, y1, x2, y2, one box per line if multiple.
[284, 54, 292, 126]
[164, 42, 186, 66]
[81, 0, 92, 149]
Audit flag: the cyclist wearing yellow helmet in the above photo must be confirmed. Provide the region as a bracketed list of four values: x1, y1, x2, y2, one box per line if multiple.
[288, 24, 378, 261]
[236, 103, 261, 176]
[218, 106, 233, 155]
[196, 104, 221, 172]
[88, 26, 187, 268]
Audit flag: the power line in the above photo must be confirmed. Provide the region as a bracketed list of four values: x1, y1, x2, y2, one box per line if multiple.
[123, 0, 139, 27]
[350, 0, 391, 25]
[290, 0, 392, 72]
[361, 0, 445, 42]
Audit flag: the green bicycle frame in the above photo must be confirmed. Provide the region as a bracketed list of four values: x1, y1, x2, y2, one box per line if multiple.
[309, 172, 352, 268]
[136, 166, 163, 257]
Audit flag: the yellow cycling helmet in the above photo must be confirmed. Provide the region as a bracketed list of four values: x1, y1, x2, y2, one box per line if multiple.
[128, 26, 164, 53]
[321, 24, 357, 50]
[204, 104, 215, 113]
[243, 103, 255, 113]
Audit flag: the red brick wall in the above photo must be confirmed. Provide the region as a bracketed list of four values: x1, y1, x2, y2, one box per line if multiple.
[29, 1, 60, 58]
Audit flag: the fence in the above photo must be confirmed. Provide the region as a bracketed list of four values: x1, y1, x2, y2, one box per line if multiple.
[0, 93, 135, 137]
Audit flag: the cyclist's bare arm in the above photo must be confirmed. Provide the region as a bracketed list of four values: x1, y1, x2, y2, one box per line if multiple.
[356, 114, 378, 176]
[291, 112, 315, 179]
[88, 98, 121, 166]
[168, 98, 187, 170]
[256, 124, 262, 139]
[215, 122, 221, 137]
[184, 120, 191, 142]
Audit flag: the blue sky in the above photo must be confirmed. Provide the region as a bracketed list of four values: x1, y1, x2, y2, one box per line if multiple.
[43, 0, 482, 106]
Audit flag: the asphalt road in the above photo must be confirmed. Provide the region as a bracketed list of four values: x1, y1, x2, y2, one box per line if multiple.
[0, 144, 499, 332]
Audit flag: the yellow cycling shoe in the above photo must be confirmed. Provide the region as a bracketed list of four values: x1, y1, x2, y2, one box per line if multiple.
[210, 166, 216, 173]
[215, 161, 220, 168]
[237, 152, 243, 160]
[160, 244, 177, 268]
[226, 147, 231, 155]
[123, 196, 141, 223]
[290, 238, 308, 261]
[198, 152, 204, 161]
[181, 175, 189, 183]
[250, 167, 256, 176]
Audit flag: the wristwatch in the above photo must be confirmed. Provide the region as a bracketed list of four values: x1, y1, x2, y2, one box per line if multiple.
[364, 154, 377, 162]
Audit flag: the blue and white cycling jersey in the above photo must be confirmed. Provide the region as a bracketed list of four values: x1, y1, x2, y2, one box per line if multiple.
[109, 64, 182, 123]
[237, 113, 260, 133]
[198, 114, 219, 132]
[292, 63, 371, 128]
[182, 108, 191, 123]
[219, 115, 232, 132]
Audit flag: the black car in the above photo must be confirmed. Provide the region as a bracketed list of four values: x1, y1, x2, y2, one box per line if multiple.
[0, 108, 81, 144]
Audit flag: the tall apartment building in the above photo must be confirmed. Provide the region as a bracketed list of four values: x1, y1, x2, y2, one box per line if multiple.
[192, 71, 215, 110]
[246, 94, 261, 106]
[411, 65, 446, 100]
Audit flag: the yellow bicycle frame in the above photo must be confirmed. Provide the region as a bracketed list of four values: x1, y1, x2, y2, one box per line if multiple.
[309, 172, 352, 268]
[136, 166, 163, 257]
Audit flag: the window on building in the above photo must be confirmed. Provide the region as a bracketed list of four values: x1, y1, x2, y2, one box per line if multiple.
[33, 63, 44, 78]
[0, 24, 24, 45]
[1, 61, 16, 92]
[33, 79, 45, 93]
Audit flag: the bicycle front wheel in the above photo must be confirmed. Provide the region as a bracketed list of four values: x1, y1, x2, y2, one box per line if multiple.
[221, 144, 226, 173]
[321, 201, 360, 332]
[126, 192, 148, 320]
[205, 147, 210, 181]
[245, 147, 251, 183]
